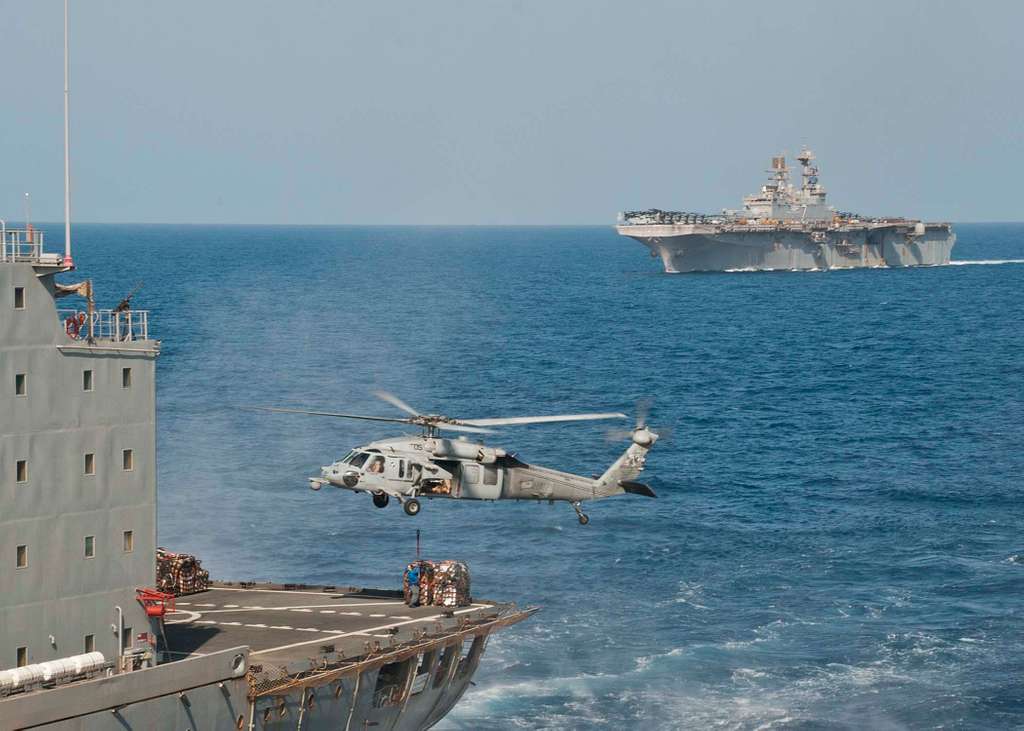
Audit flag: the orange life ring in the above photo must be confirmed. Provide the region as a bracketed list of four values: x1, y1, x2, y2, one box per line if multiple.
[65, 312, 86, 339]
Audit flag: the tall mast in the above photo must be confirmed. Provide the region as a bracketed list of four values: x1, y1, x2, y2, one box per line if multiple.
[63, 0, 73, 267]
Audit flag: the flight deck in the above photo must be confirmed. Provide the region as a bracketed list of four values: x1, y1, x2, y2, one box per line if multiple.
[164, 583, 517, 667]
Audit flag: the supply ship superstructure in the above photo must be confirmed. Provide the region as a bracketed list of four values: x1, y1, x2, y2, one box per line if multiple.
[0, 229, 534, 730]
[617, 149, 955, 273]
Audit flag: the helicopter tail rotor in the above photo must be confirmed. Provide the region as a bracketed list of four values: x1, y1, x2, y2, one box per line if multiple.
[605, 399, 668, 445]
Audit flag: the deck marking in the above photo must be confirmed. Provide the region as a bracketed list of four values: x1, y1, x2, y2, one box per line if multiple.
[194, 601, 403, 615]
[223, 604, 239, 608]
[270, 625, 293, 630]
[369, 614, 386, 618]
[244, 623, 268, 629]
[196, 603, 217, 607]
[164, 610, 202, 624]
[319, 610, 336, 614]
[252, 605, 488, 656]
[197, 620, 217, 625]
[212, 586, 387, 597]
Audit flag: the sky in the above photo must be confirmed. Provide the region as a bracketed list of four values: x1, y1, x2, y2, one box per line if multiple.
[1, 0, 1021, 224]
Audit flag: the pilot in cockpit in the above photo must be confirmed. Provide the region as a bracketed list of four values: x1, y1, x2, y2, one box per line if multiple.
[367, 456, 385, 474]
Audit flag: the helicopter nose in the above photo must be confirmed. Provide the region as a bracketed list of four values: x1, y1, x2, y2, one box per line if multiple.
[341, 470, 360, 488]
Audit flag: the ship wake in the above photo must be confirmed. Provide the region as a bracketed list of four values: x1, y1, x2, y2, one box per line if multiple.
[948, 259, 1024, 266]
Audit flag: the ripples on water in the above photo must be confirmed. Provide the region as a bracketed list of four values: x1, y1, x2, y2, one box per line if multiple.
[57, 222, 1024, 729]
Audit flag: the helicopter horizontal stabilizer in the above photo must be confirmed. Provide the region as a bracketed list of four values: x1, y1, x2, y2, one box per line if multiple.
[619, 480, 656, 498]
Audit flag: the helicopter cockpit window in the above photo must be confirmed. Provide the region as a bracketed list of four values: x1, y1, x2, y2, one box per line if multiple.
[341, 450, 357, 464]
[349, 452, 369, 469]
[366, 456, 386, 474]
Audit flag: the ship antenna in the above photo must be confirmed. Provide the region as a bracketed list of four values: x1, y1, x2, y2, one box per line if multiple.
[63, 0, 73, 268]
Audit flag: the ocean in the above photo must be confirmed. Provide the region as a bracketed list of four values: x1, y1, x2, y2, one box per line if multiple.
[57, 222, 1024, 729]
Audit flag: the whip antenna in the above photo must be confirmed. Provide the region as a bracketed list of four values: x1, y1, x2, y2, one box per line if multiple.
[63, 0, 73, 268]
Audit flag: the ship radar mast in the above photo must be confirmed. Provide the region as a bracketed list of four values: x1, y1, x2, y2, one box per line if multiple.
[797, 147, 823, 194]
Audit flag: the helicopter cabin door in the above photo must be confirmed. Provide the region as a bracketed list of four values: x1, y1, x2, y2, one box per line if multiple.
[459, 463, 502, 501]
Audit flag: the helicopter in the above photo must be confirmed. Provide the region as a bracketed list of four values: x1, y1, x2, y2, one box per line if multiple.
[254, 392, 660, 524]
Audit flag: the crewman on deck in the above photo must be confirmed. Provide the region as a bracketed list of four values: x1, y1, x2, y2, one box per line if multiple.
[407, 563, 421, 607]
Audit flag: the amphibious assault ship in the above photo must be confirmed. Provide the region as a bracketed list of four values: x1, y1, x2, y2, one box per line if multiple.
[617, 149, 955, 273]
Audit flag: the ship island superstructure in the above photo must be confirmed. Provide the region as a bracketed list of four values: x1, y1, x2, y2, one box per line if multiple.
[0, 229, 534, 730]
[617, 149, 955, 273]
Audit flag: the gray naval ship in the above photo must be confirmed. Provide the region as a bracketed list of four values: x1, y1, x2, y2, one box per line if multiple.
[1, 7, 534, 728]
[0, 229, 534, 730]
[617, 148, 956, 273]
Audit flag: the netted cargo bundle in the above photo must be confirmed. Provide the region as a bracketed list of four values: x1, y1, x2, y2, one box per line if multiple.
[403, 560, 470, 608]
[431, 560, 471, 607]
[156, 547, 211, 595]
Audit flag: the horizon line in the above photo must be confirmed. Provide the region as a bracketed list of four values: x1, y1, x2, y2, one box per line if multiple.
[11, 220, 1024, 227]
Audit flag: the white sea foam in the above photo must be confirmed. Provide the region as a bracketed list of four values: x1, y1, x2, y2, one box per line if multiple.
[948, 259, 1024, 266]
[712, 259, 1024, 275]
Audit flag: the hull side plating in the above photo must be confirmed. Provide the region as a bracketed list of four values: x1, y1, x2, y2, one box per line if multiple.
[619, 224, 955, 273]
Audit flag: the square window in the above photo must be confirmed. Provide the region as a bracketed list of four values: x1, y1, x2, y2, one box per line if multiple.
[122, 449, 134, 471]
[84, 453, 96, 475]
[14, 287, 25, 310]
[84, 634, 95, 653]
[83, 369, 94, 392]
[15, 373, 27, 396]
[123, 530, 134, 553]
[84, 535, 95, 558]
[16, 459, 27, 483]
[16, 647, 27, 667]
[16, 544, 28, 569]
[121, 627, 132, 651]
[122, 367, 132, 388]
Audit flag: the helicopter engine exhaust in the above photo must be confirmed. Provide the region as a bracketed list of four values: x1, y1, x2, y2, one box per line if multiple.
[433, 440, 507, 463]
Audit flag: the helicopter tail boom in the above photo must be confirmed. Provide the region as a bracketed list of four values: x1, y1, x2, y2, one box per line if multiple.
[593, 426, 659, 498]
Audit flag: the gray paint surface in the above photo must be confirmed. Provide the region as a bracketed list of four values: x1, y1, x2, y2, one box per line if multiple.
[1, 261, 159, 669]
[619, 221, 955, 273]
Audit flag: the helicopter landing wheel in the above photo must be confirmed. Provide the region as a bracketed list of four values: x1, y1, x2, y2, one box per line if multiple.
[403, 498, 421, 516]
[578, 513, 590, 525]
[372, 492, 390, 509]
[571, 501, 589, 526]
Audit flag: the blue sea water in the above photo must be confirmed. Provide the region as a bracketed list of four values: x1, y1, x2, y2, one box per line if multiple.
[57, 223, 1024, 729]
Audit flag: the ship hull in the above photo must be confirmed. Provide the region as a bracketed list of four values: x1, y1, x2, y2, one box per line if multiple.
[617, 223, 955, 273]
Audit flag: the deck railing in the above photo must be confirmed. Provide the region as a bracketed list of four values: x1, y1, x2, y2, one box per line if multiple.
[1, 226, 62, 264]
[58, 309, 151, 342]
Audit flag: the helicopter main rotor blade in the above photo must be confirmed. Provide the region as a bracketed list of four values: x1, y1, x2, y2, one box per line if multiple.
[461, 412, 627, 427]
[372, 391, 421, 417]
[246, 406, 413, 424]
[435, 423, 495, 435]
